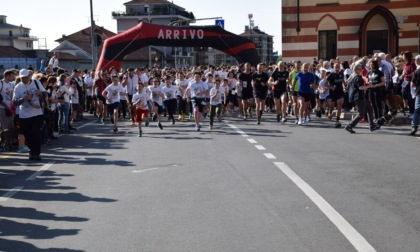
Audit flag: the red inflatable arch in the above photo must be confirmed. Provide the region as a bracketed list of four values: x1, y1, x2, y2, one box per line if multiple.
[96, 22, 260, 72]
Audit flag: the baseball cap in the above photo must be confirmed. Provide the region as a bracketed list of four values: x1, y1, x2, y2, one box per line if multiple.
[19, 69, 30, 78]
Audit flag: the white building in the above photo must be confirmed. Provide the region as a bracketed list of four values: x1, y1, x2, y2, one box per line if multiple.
[0, 15, 37, 51]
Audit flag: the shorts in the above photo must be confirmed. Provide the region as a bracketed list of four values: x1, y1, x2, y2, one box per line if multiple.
[71, 103, 79, 110]
[135, 108, 148, 122]
[97, 96, 106, 104]
[108, 102, 120, 112]
[153, 102, 164, 114]
[253, 89, 268, 100]
[192, 97, 205, 113]
[298, 93, 312, 102]
[273, 89, 287, 99]
[329, 92, 344, 102]
[241, 89, 253, 100]
[226, 94, 235, 104]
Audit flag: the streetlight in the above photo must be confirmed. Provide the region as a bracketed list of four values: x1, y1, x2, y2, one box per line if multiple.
[90, 0, 96, 69]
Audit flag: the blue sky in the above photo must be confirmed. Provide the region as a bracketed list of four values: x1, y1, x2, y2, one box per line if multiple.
[3, 0, 281, 52]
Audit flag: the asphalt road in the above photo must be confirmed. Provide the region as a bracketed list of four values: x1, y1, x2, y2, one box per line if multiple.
[1, 112, 419, 252]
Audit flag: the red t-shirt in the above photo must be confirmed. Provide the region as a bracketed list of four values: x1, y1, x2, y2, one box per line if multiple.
[95, 78, 107, 97]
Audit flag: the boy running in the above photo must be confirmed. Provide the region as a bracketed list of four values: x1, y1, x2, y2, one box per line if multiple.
[132, 83, 152, 137]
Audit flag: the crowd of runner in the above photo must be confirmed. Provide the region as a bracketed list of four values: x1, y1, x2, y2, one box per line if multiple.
[1, 51, 419, 160]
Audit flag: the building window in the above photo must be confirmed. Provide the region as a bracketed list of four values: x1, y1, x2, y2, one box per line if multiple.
[318, 30, 337, 60]
[366, 30, 388, 56]
[9, 31, 12, 37]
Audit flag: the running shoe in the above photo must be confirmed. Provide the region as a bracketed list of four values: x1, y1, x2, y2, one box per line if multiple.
[307, 115, 311, 121]
[303, 120, 308, 126]
[172, 119, 175, 125]
[294, 118, 299, 124]
[17, 146, 30, 153]
[153, 114, 157, 122]
[335, 122, 342, 128]
[209, 125, 213, 130]
[345, 125, 356, 134]
[217, 116, 222, 122]
[96, 117, 101, 123]
[145, 119, 149, 127]
[298, 119, 302, 125]
[195, 125, 200, 131]
[409, 127, 417, 136]
[138, 131, 142, 137]
[113, 127, 118, 132]
[158, 123, 163, 130]
[276, 114, 281, 122]
[370, 124, 381, 132]
[281, 117, 287, 123]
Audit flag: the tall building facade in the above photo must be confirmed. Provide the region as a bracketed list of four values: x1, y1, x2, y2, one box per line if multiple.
[0, 15, 37, 50]
[112, 0, 195, 67]
[282, 0, 420, 63]
[241, 26, 274, 64]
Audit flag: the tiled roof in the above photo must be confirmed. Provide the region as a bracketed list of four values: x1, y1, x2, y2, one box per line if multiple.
[0, 46, 33, 58]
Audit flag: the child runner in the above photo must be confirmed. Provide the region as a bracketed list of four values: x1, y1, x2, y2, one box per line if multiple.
[102, 74, 129, 132]
[209, 79, 224, 129]
[149, 77, 164, 130]
[132, 83, 151, 137]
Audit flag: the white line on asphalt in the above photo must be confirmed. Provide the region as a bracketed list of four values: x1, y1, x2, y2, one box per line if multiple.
[227, 124, 238, 129]
[76, 121, 95, 130]
[263, 153, 276, 159]
[132, 168, 159, 173]
[247, 139, 258, 144]
[255, 145, 266, 150]
[236, 130, 246, 135]
[26, 162, 55, 181]
[273, 162, 376, 252]
[0, 186, 24, 202]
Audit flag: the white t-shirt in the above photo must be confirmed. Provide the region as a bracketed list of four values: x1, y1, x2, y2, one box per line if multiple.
[132, 92, 150, 110]
[12, 80, 45, 119]
[343, 69, 352, 81]
[49, 89, 58, 111]
[69, 86, 79, 104]
[162, 85, 179, 100]
[189, 81, 208, 98]
[104, 83, 125, 104]
[318, 78, 329, 100]
[0, 80, 13, 108]
[84, 76, 94, 96]
[206, 81, 214, 97]
[124, 75, 139, 95]
[149, 86, 163, 106]
[139, 73, 149, 85]
[210, 86, 224, 105]
[49, 57, 59, 68]
[176, 79, 189, 97]
[57, 83, 70, 103]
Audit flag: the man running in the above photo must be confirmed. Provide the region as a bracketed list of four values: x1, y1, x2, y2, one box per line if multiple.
[252, 63, 269, 125]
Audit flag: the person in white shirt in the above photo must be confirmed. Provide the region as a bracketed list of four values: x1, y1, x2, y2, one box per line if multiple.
[184, 72, 208, 131]
[175, 72, 189, 120]
[84, 70, 96, 114]
[148, 77, 165, 130]
[102, 74, 129, 132]
[68, 79, 79, 123]
[132, 83, 152, 137]
[12, 69, 46, 160]
[122, 68, 139, 125]
[48, 52, 59, 69]
[162, 75, 179, 125]
[209, 79, 224, 129]
[0, 69, 15, 131]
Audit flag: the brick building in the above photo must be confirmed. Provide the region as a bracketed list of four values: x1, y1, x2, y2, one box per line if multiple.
[282, 0, 420, 63]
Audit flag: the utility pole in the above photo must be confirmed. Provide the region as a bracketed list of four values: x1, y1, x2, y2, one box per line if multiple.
[90, 0, 97, 69]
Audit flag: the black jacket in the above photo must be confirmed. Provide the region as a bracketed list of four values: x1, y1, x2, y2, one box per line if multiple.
[347, 74, 365, 102]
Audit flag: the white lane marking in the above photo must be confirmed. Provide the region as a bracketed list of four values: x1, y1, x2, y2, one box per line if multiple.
[247, 139, 258, 144]
[227, 124, 238, 129]
[255, 145, 266, 151]
[263, 153, 277, 159]
[76, 121, 95, 130]
[236, 130, 246, 135]
[417, 137, 420, 140]
[26, 162, 55, 181]
[0, 186, 24, 202]
[132, 168, 159, 173]
[274, 162, 376, 252]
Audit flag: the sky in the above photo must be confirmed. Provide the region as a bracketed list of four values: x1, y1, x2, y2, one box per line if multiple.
[3, 0, 282, 52]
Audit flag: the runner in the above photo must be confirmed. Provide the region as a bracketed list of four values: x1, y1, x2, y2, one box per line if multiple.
[175, 72, 189, 120]
[269, 61, 289, 123]
[293, 63, 317, 126]
[289, 61, 302, 124]
[209, 79, 224, 129]
[252, 63, 269, 125]
[102, 74, 129, 132]
[184, 72, 208, 131]
[122, 67, 139, 125]
[149, 77, 165, 130]
[162, 75, 179, 125]
[92, 70, 108, 124]
[238, 63, 253, 120]
[326, 63, 346, 128]
[132, 83, 152, 137]
[316, 68, 329, 118]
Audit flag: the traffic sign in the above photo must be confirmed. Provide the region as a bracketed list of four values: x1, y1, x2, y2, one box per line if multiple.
[215, 19, 225, 29]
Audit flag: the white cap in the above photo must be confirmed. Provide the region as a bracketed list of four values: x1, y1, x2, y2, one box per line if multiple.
[19, 69, 30, 78]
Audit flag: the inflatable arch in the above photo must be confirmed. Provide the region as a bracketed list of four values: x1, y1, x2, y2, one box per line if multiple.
[96, 22, 260, 72]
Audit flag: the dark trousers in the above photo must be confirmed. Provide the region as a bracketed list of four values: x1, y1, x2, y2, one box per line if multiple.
[349, 98, 375, 128]
[164, 99, 177, 120]
[210, 104, 222, 125]
[177, 96, 186, 115]
[21, 115, 43, 156]
[120, 100, 128, 118]
[370, 88, 384, 119]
